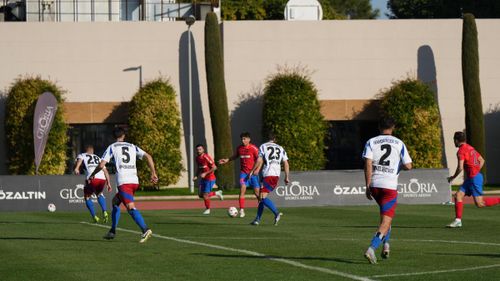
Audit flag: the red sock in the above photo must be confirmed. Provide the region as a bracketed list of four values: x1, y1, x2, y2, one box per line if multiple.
[204, 198, 210, 209]
[239, 197, 245, 209]
[455, 201, 463, 219]
[208, 191, 216, 197]
[483, 197, 500, 207]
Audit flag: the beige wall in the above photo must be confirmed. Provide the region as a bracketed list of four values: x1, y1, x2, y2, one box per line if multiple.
[0, 20, 499, 184]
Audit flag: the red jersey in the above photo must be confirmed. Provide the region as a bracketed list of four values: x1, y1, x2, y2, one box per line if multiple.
[237, 144, 259, 174]
[196, 153, 216, 180]
[458, 143, 482, 178]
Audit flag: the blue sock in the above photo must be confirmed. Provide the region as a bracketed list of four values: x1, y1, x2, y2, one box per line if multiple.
[370, 232, 385, 250]
[97, 195, 107, 212]
[128, 208, 147, 233]
[111, 204, 120, 232]
[262, 198, 279, 216]
[85, 199, 96, 217]
[383, 228, 391, 244]
[256, 201, 265, 221]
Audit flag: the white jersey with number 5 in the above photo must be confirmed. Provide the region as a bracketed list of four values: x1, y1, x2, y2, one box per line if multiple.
[362, 135, 412, 190]
[259, 142, 288, 177]
[77, 153, 106, 180]
[101, 142, 145, 186]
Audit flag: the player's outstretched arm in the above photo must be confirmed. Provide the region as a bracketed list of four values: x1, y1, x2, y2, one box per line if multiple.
[218, 151, 238, 165]
[283, 160, 290, 185]
[103, 167, 112, 192]
[447, 154, 464, 183]
[73, 158, 83, 175]
[144, 153, 158, 184]
[364, 158, 373, 200]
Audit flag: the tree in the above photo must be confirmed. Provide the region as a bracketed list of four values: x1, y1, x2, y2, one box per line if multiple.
[204, 12, 235, 189]
[462, 13, 486, 177]
[262, 66, 327, 171]
[378, 77, 443, 168]
[221, 0, 346, 20]
[387, 0, 500, 19]
[128, 78, 184, 188]
[326, 0, 379, 19]
[5, 76, 68, 175]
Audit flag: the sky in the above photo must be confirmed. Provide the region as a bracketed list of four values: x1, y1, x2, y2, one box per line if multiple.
[370, 0, 389, 19]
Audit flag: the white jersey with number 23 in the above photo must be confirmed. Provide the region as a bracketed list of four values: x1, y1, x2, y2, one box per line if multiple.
[259, 142, 288, 177]
[362, 135, 412, 190]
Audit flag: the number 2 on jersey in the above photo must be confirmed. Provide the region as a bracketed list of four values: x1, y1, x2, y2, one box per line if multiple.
[379, 144, 391, 166]
[267, 146, 281, 160]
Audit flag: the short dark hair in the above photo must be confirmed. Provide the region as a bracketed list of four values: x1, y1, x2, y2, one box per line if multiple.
[113, 127, 126, 139]
[267, 130, 276, 141]
[240, 132, 251, 138]
[379, 117, 396, 130]
[454, 131, 466, 143]
[84, 144, 94, 150]
[196, 144, 205, 149]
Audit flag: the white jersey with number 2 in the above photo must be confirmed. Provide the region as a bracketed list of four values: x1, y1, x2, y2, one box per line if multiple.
[259, 142, 288, 177]
[101, 142, 145, 186]
[362, 135, 412, 190]
[77, 153, 106, 180]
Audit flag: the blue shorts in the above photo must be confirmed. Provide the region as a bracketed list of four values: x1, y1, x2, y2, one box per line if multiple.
[460, 173, 484, 197]
[239, 172, 260, 188]
[199, 179, 216, 194]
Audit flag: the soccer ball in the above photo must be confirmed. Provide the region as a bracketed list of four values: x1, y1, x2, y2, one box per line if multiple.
[227, 206, 238, 218]
[47, 203, 56, 212]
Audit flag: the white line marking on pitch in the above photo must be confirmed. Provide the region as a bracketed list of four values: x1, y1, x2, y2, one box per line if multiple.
[81, 222, 373, 281]
[371, 264, 500, 278]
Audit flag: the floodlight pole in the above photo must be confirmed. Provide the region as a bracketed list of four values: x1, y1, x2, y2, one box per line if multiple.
[186, 15, 196, 193]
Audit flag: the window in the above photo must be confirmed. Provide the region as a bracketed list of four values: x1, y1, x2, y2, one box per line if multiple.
[325, 121, 378, 170]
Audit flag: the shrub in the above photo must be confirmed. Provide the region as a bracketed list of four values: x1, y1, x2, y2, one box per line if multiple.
[205, 12, 235, 189]
[462, 13, 487, 176]
[128, 78, 183, 188]
[378, 77, 443, 168]
[5, 76, 68, 174]
[262, 66, 327, 170]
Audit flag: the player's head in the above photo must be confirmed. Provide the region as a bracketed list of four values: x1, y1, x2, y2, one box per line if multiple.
[84, 144, 94, 154]
[113, 127, 126, 140]
[453, 131, 466, 147]
[240, 132, 251, 145]
[196, 144, 205, 155]
[378, 117, 396, 133]
[267, 130, 276, 142]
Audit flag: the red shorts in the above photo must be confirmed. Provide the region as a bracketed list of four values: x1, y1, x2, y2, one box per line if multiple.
[84, 179, 106, 197]
[370, 187, 398, 218]
[116, 184, 140, 204]
[261, 176, 279, 193]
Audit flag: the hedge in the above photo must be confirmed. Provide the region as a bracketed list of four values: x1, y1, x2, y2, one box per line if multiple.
[5, 76, 68, 174]
[378, 77, 443, 168]
[262, 67, 327, 170]
[128, 78, 183, 188]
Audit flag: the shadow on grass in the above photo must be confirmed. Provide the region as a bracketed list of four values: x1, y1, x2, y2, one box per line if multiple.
[0, 237, 105, 242]
[433, 252, 500, 258]
[193, 253, 364, 264]
[0, 221, 81, 225]
[325, 225, 444, 229]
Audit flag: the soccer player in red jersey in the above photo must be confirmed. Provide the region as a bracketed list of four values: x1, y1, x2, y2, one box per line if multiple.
[219, 132, 260, 218]
[446, 131, 500, 228]
[193, 144, 223, 215]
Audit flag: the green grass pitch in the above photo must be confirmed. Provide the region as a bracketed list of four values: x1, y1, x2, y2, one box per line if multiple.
[1, 204, 500, 281]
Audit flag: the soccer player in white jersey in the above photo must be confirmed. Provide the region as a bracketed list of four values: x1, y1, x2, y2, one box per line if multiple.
[74, 145, 112, 223]
[362, 117, 412, 264]
[248, 132, 289, 226]
[89, 127, 158, 243]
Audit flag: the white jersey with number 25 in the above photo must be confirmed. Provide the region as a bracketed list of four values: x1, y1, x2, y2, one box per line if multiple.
[259, 142, 288, 177]
[362, 135, 412, 190]
[102, 142, 145, 186]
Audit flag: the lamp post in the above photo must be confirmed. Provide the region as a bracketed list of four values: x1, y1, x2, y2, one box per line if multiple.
[185, 15, 195, 193]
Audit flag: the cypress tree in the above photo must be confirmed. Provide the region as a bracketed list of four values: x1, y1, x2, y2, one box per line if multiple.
[462, 13, 486, 177]
[204, 12, 235, 189]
